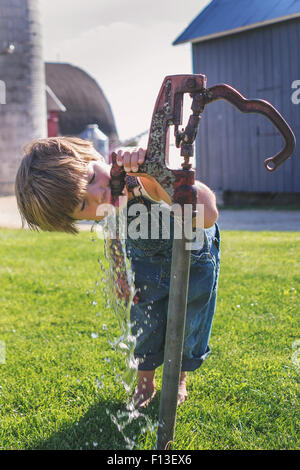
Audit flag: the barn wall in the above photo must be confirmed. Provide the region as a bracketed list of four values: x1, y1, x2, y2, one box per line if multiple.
[193, 18, 300, 193]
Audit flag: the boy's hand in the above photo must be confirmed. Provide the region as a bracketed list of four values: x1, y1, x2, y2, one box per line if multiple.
[116, 148, 146, 173]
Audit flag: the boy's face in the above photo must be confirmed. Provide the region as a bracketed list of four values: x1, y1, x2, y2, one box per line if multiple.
[72, 160, 114, 221]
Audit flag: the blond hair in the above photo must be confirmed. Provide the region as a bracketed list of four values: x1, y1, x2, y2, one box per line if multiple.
[15, 136, 104, 235]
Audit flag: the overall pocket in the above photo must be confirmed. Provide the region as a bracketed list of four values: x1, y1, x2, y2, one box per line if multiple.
[191, 223, 220, 266]
[190, 249, 216, 267]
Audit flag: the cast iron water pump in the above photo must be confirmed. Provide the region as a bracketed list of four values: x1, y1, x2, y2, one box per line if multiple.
[110, 74, 296, 450]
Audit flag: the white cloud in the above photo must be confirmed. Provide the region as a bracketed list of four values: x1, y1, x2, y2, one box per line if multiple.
[40, 0, 211, 140]
[40, 0, 209, 33]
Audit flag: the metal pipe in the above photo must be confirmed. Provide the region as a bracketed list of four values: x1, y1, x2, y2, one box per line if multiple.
[156, 234, 191, 450]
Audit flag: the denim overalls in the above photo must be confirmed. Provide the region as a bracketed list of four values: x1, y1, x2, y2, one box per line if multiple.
[125, 193, 221, 372]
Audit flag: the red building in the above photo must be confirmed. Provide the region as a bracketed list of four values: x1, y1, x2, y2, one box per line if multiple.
[46, 85, 66, 137]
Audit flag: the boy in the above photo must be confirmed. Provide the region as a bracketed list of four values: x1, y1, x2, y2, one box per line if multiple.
[15, 136, 220, 408]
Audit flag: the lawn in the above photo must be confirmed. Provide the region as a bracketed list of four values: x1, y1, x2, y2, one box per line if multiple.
[0, 227, 299, 450]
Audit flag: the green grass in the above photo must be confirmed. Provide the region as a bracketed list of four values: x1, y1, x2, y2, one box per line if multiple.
[0, 228, 299, 450]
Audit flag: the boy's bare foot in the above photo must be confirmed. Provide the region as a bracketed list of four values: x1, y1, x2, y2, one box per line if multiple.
[133, 370, 156, 409]
[177, 372, 188, 406]
[133, 388, 157, 409]
[132, 370, 187, 408]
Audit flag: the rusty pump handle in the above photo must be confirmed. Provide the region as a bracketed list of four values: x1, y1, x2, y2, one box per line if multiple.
[204, 84, 296, 171]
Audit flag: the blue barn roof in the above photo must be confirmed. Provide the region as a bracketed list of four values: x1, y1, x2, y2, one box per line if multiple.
[173, 0, 300, 45]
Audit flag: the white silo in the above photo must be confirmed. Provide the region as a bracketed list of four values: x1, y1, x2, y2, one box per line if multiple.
[0, 0, 47, 195]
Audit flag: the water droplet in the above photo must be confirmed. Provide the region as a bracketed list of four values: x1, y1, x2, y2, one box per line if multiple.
[95, 378, 103, 389]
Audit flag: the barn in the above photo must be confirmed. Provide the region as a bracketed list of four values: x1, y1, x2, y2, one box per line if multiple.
[174, 0, 300, 204]
[45, 63, 119, 153]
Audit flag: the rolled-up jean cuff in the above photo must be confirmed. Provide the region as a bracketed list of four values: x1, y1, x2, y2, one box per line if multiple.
[137, 345, 211, 371]
[181, 346, 211, 372]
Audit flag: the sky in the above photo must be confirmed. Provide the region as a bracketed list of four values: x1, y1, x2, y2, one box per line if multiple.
[40, 0, 211, 143]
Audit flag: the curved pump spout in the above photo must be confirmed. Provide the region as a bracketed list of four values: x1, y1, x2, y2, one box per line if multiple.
[203, 83, 296, 171]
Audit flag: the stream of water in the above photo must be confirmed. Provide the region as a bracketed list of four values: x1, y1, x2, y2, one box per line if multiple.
[90, 212, 158, 449]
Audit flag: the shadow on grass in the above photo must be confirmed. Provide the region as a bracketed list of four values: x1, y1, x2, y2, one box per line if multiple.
[30, 394, 161, 450]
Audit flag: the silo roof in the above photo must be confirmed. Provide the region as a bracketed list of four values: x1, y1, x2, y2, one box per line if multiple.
[45, 62, 118, 139]
[173, 0, 300, 45]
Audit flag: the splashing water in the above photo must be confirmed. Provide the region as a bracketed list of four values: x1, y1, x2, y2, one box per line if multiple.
[91, 212, 158, 449]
